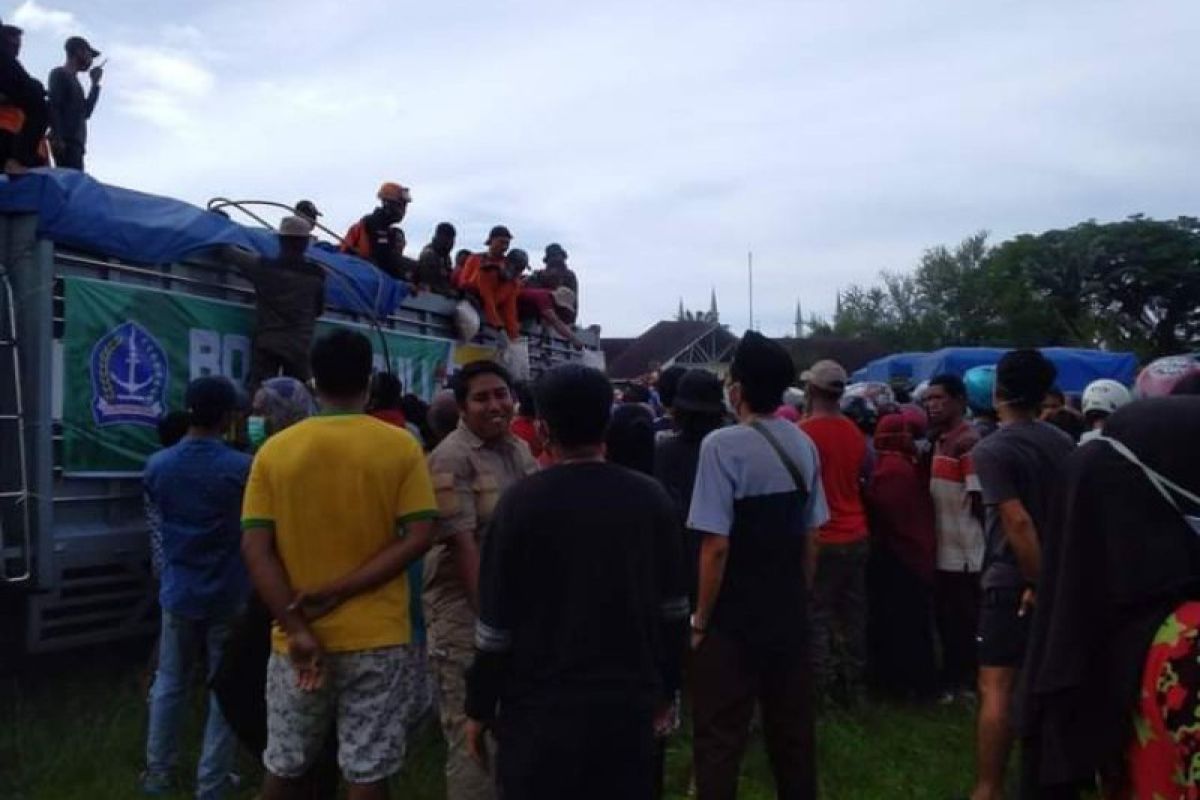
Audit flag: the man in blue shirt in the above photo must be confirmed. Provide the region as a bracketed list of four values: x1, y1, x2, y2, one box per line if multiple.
[688, 332, 829, 800]
[142, 377, 251, 800]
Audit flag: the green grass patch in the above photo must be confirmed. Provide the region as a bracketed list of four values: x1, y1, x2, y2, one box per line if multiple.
[1, 646, 977, 799]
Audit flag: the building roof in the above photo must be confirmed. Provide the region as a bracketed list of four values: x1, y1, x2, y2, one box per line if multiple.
[779, 336, 889, 375]
[600, 337, 635, 367]
[605, 320, 737, 380]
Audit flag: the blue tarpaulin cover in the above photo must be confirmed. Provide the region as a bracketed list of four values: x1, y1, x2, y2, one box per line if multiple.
[0, 169, 405, 317]
[852, 347, 1138, 393]
[850, 351, 927, 383]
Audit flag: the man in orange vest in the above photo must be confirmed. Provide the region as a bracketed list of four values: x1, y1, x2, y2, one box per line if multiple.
[459, 226, 521, 344]
[341, 182, 411, 280]
[0, 24, 49, 173]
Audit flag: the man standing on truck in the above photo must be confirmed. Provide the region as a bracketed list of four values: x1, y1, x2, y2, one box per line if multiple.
[341, 182, 411, 280]
[142, 376, 251, 800]
[219, 216, 326, 391]
[0, 24, 49, 173]
[47, 35, 102, 171]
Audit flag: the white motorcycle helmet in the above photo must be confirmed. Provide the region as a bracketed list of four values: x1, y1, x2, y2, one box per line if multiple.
[1081, 379, 1133, 418]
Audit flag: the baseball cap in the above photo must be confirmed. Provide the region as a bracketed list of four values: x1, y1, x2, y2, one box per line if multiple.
[487, 225, 513, 243]
[377, 182, 412, 204]
[801, 359, 848, 394]
[277, 215, 313, 237]
[185, 376, 238, 427]
[507, 248, 530, 270]
[294, 200, 321, 219]
[544, 243, 568, 262]
[65, 36, 100, 58]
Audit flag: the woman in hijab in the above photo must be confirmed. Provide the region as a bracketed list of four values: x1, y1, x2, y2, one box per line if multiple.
[1021, 396, 1200, 798]
[865, 411, 938, 700]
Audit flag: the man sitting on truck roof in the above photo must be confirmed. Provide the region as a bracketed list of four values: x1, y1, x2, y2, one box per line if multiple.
[457, 225, 521, 344]
[219, 216, 326, 391]
[341, 181, 411, 281]
[414, 222, 457, 295]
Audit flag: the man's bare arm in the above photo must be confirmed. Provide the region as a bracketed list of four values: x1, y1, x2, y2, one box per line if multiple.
[241, 526, 310, 637]
[694, 533, 731, 630]
[997, 499, 1040, 582]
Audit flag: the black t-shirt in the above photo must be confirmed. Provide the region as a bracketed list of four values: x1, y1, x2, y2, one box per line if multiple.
[654, 432, 703, 597]
[237, 255, 325, 357]
[973, 420, 1074, 589]
[466, 462, 688, 719]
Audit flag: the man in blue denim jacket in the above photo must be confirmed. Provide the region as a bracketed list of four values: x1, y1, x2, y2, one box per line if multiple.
[141, 377, 251, 800]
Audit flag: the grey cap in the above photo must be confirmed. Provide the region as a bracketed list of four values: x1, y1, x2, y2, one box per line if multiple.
[278, 216, 313, 238]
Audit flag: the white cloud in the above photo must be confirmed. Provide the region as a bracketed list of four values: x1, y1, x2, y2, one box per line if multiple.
[11, 0, 77, 35]
[105, 45, 214, 135]
[65, 0, 1200, 335]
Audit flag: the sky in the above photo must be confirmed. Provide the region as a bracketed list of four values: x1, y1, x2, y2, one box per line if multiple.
[8, 0, 1200, 337]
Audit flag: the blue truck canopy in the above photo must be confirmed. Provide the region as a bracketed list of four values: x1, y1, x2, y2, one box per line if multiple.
[0, 169, 405, 317]
[851, 347, 1138, 393]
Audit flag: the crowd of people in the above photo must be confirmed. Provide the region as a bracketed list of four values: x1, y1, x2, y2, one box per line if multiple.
[333, 186, 585, 349]
[139, 322, 1200, 800]
[219, 195, 585, 400]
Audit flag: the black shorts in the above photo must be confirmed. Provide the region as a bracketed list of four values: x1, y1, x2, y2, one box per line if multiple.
[976, 587, 1030, 668]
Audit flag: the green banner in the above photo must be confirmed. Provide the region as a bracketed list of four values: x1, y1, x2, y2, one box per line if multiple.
[62, 277, 453, 475]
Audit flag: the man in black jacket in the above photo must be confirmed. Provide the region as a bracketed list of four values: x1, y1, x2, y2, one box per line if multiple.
[465, 364, 688, 800]
[0, 24, 49, 172]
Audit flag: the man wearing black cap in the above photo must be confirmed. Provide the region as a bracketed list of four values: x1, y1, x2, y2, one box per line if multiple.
[48, 35, 102, 171]
[687, 331, 828, 800]
[528, 243, 580, 312]
[142, 376, 251, 799]
[294, 200, 321, 227]
[459, 226, 520, 342]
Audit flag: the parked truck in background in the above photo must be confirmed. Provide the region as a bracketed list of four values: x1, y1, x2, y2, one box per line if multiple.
[0, 178, 598, 659]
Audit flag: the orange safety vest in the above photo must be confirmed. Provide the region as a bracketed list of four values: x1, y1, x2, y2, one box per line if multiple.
[0, 105, 49, 164]
[340, 219, 372, 260]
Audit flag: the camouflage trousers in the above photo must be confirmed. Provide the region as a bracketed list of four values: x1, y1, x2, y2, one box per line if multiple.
[430, 634, 497, 800]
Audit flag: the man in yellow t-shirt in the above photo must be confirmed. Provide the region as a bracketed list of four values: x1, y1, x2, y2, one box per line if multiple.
[242, 328, 436, 800]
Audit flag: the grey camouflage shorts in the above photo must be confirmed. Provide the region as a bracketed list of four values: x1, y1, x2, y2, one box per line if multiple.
[264, 646, 411, 784]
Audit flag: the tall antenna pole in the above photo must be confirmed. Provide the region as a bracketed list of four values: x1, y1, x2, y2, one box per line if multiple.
[748, 250, 754, 331]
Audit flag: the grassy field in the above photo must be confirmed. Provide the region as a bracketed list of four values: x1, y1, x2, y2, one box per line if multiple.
[1, 644, 978, 799]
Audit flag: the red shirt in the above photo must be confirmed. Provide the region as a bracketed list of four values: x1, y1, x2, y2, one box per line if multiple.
[510, 416, 543, 458]
[799, 415, 869, 545]
[369, 408, 408, 429]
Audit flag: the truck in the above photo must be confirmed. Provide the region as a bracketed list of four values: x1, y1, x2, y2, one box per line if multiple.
[0, 171, 599, 658]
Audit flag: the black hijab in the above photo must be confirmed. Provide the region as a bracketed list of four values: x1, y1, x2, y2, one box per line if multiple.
[1022, 396, 1200, 788]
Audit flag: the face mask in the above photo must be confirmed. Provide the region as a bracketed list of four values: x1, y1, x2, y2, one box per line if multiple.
[247, 416, 268, 449]
[724, 385, 737, 415]
[1096, 435, 1200, 537]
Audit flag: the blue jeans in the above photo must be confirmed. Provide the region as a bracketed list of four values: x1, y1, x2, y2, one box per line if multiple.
[145, 610, 238, 799]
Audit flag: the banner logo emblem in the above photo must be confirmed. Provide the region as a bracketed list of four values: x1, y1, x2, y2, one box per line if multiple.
[90, 321, 169, 427]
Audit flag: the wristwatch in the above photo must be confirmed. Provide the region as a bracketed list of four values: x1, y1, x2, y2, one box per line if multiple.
[689, 614, 707, 634]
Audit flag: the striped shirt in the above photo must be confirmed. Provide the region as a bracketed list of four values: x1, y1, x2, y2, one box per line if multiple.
[930, 421, 984, 572]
